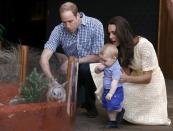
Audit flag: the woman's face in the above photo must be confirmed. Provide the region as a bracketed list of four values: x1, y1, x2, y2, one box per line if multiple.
[108, 24, 120, 46]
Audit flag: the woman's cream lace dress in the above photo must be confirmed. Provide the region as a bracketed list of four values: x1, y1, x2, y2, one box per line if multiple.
[90, 37, 171, 125]
[123, 37, 171, 125]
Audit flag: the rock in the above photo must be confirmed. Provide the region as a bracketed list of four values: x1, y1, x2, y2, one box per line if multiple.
[9, 97, 26, 105]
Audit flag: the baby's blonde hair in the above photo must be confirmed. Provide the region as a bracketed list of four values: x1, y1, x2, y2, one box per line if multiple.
[100, 43, 118, 59]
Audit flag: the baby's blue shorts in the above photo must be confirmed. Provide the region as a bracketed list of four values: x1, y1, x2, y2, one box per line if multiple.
[102, 86, 124, 111]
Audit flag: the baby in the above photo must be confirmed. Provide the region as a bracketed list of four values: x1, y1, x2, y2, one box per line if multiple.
[95, 43, 125, 128]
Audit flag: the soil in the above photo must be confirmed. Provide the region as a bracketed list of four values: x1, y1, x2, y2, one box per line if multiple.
[0, 82, 75, 131]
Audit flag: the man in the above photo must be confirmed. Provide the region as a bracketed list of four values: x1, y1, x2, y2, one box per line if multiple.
[40, 2, 104, 118]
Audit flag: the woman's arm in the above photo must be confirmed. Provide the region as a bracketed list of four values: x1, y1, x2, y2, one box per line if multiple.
[120, 70, 152, 84]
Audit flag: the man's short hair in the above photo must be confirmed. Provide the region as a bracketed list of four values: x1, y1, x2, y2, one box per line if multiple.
[59, 2, 78, 16]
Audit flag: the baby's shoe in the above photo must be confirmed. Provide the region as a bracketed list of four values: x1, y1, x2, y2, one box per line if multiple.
[116, 108, 125, 124]
[105, 121, 118, 128]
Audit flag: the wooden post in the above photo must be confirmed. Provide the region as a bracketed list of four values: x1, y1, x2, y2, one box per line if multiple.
[19, 45, 28, 85]
[66, 56, 79, 117]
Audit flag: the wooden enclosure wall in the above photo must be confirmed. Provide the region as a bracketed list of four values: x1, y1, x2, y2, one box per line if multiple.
[158, 0, 173, 80]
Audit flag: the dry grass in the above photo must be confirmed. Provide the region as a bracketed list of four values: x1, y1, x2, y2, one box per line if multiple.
[26, 48, 67, 83]
[0, 47, 20, 81]
[0, 46, 67, 83]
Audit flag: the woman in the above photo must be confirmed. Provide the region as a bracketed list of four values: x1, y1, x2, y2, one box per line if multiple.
[106, 16, 171, 125]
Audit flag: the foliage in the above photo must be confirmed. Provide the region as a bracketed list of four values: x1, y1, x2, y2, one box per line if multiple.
[20, 68, 48, 103]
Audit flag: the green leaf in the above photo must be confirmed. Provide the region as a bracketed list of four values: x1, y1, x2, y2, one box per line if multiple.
[20, 68, 48, 103]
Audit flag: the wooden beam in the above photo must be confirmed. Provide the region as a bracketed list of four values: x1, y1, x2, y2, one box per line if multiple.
[19, 45, 28, 85]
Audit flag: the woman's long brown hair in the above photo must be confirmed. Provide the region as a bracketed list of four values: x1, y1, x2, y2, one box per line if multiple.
[107, 16, 135, 68]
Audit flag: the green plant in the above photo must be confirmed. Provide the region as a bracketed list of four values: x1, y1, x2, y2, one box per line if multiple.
[20, 68, 48, 103]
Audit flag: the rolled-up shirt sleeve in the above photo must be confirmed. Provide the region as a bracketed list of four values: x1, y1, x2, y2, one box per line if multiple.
[44, 26, 61, 53]
[91, 20, 104, 54]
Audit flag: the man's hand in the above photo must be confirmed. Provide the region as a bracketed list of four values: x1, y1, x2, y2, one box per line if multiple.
[48, 79, 60, 87]
[47, 80, 67, 102]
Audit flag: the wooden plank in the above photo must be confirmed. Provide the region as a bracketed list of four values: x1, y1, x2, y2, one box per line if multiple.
[158, 0, 173, 79]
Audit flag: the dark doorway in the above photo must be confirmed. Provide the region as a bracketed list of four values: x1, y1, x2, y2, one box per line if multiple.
[0, 0, 159, 49]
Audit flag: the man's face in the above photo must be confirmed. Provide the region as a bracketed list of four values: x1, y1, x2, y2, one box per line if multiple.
[60, 11, 80, 32]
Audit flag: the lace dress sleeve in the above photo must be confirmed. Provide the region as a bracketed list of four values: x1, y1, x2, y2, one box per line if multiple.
[139, 39, 158, 71]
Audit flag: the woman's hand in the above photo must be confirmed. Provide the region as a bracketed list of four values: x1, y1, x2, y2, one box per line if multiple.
[120, 70, 129, 83]
[120, 69, 152, 84]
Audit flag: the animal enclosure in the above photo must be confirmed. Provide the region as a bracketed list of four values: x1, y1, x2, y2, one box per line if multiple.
[0, 45, 78, 131]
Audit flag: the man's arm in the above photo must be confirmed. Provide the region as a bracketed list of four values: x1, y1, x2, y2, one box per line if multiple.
[40, 48, 54, 80]
[78, 54, 100, 64]
[83, 19, 104, 64]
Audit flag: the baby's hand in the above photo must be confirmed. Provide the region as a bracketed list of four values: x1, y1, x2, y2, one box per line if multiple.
[98, 64, 106, 70]
[106, 93, 113, 101]
[95, 64, 105, 73]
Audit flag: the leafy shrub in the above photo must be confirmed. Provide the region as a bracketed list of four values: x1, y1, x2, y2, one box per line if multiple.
[20, 68, 48, 103]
